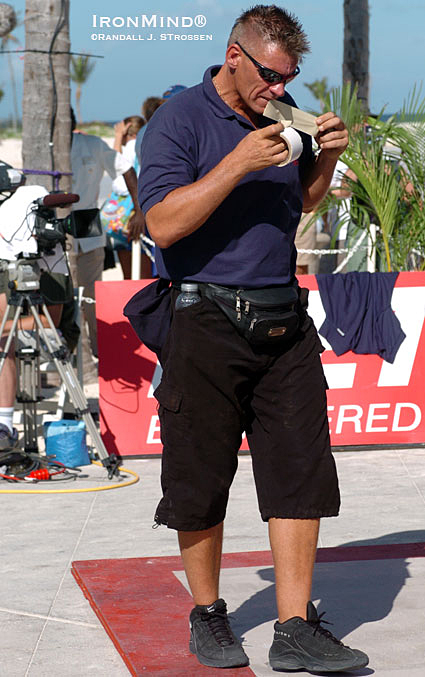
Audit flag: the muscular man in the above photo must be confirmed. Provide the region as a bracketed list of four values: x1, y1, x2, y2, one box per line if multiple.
[139, 5, 368, 673]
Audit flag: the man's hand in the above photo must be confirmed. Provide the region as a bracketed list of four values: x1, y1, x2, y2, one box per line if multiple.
[127, 206, 145, 241]
[231, 122, 289, 173]
[315, 112, 349, 157]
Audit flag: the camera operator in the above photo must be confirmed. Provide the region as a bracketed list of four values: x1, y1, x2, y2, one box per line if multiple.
[0, 180, 72, 451]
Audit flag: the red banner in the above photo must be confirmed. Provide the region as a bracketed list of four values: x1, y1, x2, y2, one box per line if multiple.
[97, 272, 425, 456]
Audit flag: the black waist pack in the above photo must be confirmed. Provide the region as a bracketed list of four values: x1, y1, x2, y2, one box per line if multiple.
[204, 283, 300, 346]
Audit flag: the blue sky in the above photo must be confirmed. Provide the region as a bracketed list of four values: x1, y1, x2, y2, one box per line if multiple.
[1, 0, 424, 122]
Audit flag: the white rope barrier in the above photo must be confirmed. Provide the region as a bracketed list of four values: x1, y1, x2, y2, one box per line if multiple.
[141, 233, 155, 248]
[296, 246, 363, 256]
[297, 230, 370, 274]
[333, 230, 369, 274]
[140, 236, 155, 263]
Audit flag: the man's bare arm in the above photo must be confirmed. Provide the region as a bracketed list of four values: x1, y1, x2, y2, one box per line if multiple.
[123, 167, 145, 241]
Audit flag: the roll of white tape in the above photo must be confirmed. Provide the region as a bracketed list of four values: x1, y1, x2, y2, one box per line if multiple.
[277, 126, 303, 167]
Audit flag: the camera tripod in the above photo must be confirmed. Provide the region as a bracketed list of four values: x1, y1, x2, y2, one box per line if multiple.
[0, 277, 120, 479]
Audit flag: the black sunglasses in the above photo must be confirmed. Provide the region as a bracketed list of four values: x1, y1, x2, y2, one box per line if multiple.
[235, 41, 300, 85]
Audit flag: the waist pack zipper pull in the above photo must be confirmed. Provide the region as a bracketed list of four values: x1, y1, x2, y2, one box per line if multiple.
[244, 300, 250, 314]
[249, 318, 257, 331]
[236, 293, 242, 321]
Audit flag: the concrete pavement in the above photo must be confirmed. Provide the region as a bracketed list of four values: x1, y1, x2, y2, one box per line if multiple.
[2, 440, 425, 676]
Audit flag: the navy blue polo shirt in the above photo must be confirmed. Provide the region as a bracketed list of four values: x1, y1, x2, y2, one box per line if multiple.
[139, 66, 313, 287]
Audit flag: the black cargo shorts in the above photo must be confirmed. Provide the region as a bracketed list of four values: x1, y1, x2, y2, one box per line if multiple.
[153, 289, 340, 531]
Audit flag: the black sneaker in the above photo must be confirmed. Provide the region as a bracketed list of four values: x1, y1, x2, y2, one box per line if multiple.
[269, 601, 369, 673]
[189, 598, 249, 668]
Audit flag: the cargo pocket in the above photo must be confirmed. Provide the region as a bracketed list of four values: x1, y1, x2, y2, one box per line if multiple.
[153, 382, 183, 413]
[153, 381, 188, 450]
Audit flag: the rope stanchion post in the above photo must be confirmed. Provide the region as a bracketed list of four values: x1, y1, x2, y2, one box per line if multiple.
[131, 240, 141, 280]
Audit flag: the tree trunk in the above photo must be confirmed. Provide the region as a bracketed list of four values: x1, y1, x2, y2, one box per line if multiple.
[22, 1, 98, 383]
[22, 0, 71, 192]
[343, 0, 369, 112]
[8, 51, 19, 131]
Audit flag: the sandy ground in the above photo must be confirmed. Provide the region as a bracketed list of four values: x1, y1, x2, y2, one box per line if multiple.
[0, 136, 115, 169]
[0, 137, 22, 168]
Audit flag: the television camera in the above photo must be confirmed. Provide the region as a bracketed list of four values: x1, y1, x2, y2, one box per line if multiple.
[31, 191, 80, 254]
[3, 190, 80, 294]
[0, 163, 120, 478]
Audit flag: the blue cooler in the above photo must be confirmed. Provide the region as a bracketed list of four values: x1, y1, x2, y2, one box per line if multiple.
[44, 420, 91, 467]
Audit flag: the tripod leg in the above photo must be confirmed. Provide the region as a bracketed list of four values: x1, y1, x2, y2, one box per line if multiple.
[0, 299, 24, 375]
[1, 298, 41, 453]
[27, 300, 120, 478]
[16, 333, 40, 453]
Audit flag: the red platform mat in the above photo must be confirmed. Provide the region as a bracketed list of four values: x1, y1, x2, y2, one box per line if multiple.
[72, 544, 425, 676]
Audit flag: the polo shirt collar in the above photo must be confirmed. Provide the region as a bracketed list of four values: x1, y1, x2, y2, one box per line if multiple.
[203, 65, 276, 132]
[203, 65, 233, 118]
[204, 65, 257, 128]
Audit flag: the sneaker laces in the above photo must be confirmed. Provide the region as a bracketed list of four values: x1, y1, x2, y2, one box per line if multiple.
[307, 610, 344, 646]
[200, 607, 235, 647]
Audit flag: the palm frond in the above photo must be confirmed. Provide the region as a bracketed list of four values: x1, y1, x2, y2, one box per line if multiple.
[70, 55, 95, 84]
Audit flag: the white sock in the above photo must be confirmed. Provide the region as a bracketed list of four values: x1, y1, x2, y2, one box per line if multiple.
[0, 407, 14, 433]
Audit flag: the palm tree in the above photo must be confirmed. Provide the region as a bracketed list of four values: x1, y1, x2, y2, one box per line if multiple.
[343, 0, 369, 112]
[315, 83, 425, 272]
[304, 77, 331, 112]
[0, 3, 16, 36]
[22, 0, 71, 191]
[70, 54, 95, 125]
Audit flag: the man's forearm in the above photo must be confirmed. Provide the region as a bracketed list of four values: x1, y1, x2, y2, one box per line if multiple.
[123, 168, 141, 210]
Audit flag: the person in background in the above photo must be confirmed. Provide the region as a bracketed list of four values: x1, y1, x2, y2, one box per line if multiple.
[135, 87, 187, 165]
[142, 96, 164, 122]
[70, 108, 144, 357]
[107, 115, 149, 279]
[295, 212, 317, 275]
[135, 88, 187, 277]
[0, 183, 72, 450]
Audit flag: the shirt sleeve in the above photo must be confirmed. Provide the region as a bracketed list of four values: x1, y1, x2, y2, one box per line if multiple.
[112, 139, 136, 195]
[98, 138, 132, 180]
[138, 102, 197, 215]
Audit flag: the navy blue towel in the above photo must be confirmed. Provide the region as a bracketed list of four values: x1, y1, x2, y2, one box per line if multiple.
[317, 271, 405, 363]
